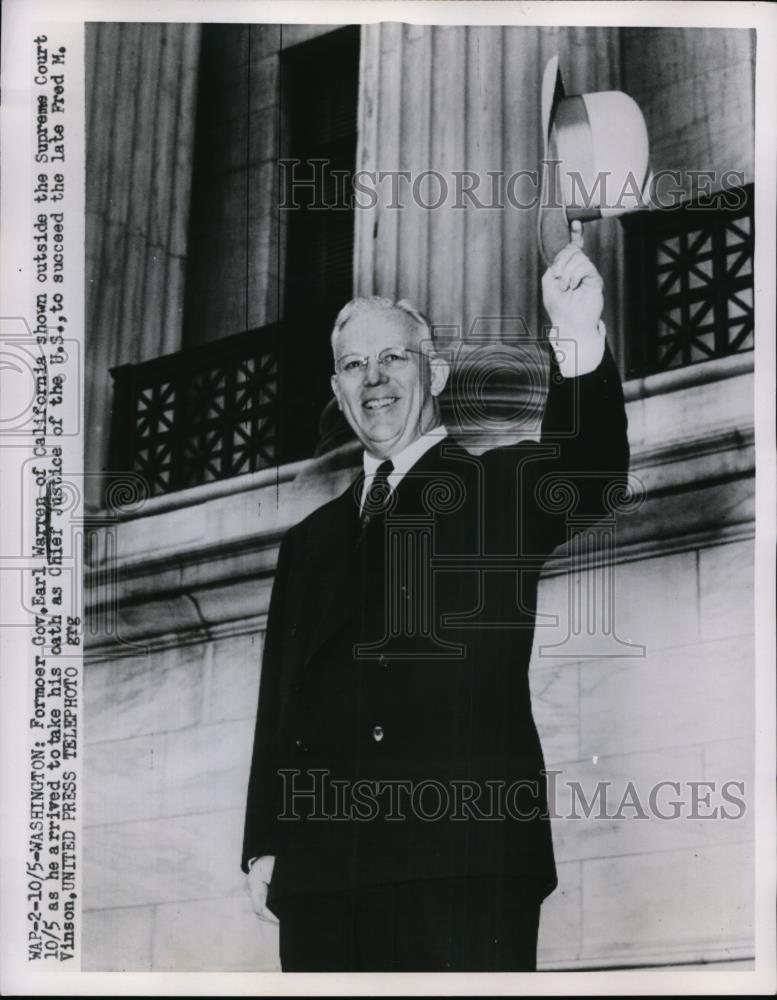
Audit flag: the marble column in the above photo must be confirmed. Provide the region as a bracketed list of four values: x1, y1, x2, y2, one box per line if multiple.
[85, 22, 201, 511]
[351, 25, 627, 453]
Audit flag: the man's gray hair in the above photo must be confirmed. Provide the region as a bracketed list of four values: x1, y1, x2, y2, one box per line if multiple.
[331, 295, 432, 340]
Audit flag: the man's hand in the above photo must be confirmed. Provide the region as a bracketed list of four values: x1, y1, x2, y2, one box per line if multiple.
[247, 855, 279, 924]
[541, 220, 606, 377]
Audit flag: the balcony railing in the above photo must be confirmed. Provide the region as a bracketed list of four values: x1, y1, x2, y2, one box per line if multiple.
[623, 184, 753, 379]
[110, 325, 284, 497]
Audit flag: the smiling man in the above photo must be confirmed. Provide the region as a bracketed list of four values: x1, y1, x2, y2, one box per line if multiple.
[328, 297, 449, 460]
[242, 224, 630, 972]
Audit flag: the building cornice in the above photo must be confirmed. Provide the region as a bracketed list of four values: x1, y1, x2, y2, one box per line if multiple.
[85, 366, 754, 653]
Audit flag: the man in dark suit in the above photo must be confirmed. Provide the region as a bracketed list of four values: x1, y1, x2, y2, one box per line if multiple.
[242, 222, 629, 971]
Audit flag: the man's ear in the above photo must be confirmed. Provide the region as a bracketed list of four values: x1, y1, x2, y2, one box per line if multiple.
[330, 373, 343, 410]
[429, 354, 451, 398]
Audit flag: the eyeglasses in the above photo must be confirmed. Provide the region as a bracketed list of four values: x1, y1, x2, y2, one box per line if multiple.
[334, 347, 422, 377]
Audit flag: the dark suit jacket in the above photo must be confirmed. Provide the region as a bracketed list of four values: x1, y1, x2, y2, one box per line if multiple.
[242, 345, 629, 908]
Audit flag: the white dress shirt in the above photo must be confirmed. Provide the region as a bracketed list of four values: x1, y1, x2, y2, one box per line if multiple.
[360, 425, 449, 511]
[549, 319, 607, 378]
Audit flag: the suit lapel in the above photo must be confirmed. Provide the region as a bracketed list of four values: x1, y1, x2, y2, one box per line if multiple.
[300, 440, 464, 667]
[300, 473, 363, 667]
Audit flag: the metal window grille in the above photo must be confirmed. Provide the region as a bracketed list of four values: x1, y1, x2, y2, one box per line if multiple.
[623, 184, 753, 378]
[109, 326, 281, 497]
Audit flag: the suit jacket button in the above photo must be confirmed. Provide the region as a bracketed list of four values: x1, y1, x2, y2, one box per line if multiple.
[372, 725, 384, 743]
[295, 737, 307, 752]
[290, 624, 298, 637]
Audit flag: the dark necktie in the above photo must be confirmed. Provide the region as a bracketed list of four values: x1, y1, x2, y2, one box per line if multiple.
[359, 459, 394, 535]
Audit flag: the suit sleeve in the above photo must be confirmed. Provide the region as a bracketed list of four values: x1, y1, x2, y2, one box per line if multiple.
[241, 527, 296, 872]
[533, 338, 630, 553]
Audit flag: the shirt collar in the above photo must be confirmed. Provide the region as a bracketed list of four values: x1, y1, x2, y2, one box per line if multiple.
[363, 424, 448, 482]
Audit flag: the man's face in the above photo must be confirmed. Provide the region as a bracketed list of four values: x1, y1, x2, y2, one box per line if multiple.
[330, 310, 448, 459]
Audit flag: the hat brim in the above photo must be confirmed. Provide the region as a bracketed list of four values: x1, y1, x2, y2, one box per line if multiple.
[541, 55, 565, 152]
[538, 56, 571, 266]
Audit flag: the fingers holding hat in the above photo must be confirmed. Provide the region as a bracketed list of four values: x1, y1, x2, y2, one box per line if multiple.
[570, 219, 584, 248]
[549, 241, 578, 275]
[550, 234, 602, 291]
[562, 253, 602, 292]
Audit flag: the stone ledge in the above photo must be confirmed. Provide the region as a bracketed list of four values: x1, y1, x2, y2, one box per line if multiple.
[84, 366, 754, 649]
[85, 613, 265, 662]
[85, 422, 753, 581]
[84, 449, 754, 650]
[99, 360, 753, 529]
[622, 351, 753, 403]
[538, 944, 754, 971]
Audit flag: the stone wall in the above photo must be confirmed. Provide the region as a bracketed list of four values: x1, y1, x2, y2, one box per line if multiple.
[622, 28, 755, 202]
[82, 632, 273, 970]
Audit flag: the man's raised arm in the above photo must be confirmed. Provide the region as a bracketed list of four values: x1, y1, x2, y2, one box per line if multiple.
[533, 220, 630, 552]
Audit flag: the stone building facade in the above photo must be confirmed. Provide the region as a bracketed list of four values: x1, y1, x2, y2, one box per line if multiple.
[83, 22, 755, 970]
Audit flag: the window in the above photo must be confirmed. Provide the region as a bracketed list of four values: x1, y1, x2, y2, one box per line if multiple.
[279, 25, 361, 459]
[111, 25, 361, 496]
[622, 184, 753, 379]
